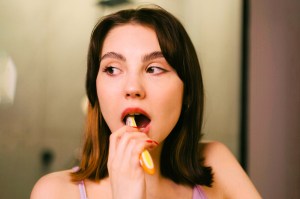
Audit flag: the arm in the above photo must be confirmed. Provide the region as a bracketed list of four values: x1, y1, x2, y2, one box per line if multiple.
[202, 141, 261, 199]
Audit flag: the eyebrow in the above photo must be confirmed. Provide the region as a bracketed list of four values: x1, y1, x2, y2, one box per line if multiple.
[100, 51, 164, 62]
[100, 52, 126, 62]
[142, 51, 164, 62]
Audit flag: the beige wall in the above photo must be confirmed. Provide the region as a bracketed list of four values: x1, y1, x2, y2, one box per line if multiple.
[0, 1, 98, 198]
[182, 0, 242, 158]
[248, 0, 300, 198]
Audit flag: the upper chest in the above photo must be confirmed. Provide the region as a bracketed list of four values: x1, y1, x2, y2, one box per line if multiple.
[81, 180, 195, 199]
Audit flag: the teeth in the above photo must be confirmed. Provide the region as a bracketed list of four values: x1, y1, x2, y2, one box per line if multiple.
[128, 113, 140, 116]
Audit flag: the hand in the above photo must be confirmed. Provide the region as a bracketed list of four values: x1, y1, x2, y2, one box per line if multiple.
[107, 126, 157, 199]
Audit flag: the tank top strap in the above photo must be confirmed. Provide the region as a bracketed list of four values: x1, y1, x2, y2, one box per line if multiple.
[78, 180, 88, 199]
[192, 185, 207, 199]
[72, 166, 88, 199]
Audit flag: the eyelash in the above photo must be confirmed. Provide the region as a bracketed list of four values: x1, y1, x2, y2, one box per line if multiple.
[102, 66, 121, 75]
[146, 66, 168, 74]
[101, 65, 168, 76]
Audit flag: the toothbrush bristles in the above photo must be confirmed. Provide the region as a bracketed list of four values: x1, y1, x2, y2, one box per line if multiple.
[126, 115, 137, 127]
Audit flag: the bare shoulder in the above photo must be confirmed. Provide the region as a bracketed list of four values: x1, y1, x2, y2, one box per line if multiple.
[30, 169, 79, 199]
[201, 141, 262, 199]
[201, 141, 238, 166]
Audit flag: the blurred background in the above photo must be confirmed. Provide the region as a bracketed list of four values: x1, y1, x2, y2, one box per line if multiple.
[0, 0, 299, 198]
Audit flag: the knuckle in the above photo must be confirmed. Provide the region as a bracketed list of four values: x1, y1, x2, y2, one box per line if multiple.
[109, 133, 117, 141]
[132, 143, 144, 156]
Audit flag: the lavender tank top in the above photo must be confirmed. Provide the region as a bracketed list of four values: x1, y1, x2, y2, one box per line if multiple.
[77, 180, 207, 199]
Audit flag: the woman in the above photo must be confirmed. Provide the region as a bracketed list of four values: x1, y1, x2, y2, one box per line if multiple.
[31, 6, 261, 199]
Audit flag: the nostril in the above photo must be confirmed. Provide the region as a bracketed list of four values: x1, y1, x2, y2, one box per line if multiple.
[124, 82, 145, 98]
[126, 91, 143, 98]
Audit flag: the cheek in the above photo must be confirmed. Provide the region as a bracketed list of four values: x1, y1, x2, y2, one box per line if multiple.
[96, 79, 119, 129]
[96, 76, 119, 107]
[97, 81, 108, 108]
[165, 79, 184, 111]
[154, 80, 184, 130]
[152, 88, 183, 141]
[164, 86, 184, 122]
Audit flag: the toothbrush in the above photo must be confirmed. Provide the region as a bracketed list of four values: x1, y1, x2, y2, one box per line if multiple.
[126, 115, 155, 175]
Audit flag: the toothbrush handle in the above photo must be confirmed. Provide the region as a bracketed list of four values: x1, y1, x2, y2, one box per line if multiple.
[126, 116, 155, 175]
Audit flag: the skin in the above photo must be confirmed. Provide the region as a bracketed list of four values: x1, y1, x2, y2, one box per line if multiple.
[98, 24, 185, 199]
[30, 24, 261, 199]
[97, 24, 184, 144]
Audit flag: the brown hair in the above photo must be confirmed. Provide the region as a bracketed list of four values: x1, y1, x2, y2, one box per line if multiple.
[72, 5, 213, 187]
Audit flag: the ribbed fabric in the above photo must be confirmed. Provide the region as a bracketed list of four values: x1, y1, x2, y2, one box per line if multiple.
[193, 186, 208, 199]
[78, 180, 88, 199]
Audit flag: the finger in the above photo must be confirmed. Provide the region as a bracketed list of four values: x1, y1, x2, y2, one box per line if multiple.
[108, 132, 140, 175]
[108, 126, 141, 169]
[117, 132, 158, 156]
[109, 125, 138, 148]
[114, 132, 145, 158]
[118, 134, 158, 171]
[108, 126, 127, 166]
[144, 139, 159, 150]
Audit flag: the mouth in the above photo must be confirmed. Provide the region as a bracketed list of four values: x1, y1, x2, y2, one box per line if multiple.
[123, 113, 151, 129]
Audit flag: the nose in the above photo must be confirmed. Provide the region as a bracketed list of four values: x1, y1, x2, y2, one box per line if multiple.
[124, 76, 145, 99]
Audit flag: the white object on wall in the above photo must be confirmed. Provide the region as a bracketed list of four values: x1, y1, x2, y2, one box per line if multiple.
[0, 52, 17, 105]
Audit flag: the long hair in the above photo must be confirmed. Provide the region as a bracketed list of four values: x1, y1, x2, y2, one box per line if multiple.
[72, 5, 213, 187]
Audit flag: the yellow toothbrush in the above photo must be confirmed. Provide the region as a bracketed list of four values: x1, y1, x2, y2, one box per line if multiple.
[126, 115, 155, 175]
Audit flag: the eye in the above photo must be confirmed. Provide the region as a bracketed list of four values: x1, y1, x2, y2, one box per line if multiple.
[146, 66, 167, 75]
[103, 66, 122, 76]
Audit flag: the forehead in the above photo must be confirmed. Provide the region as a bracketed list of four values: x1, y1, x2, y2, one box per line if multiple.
[101, 24, 161, 56]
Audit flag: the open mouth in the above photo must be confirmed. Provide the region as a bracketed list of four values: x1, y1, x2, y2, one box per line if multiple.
[123, 113, 151, 128]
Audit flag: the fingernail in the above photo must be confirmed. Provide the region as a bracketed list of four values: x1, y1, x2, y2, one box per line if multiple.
[146, 139, 159, 145]
[146, 139, 153, 144]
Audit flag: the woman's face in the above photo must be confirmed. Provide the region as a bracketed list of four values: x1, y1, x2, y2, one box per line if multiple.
[96, 24, 184, 143]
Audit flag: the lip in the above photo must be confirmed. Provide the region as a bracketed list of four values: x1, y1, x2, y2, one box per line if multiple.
[121, 107, 151, 122]
[121, 107, 152, 135]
